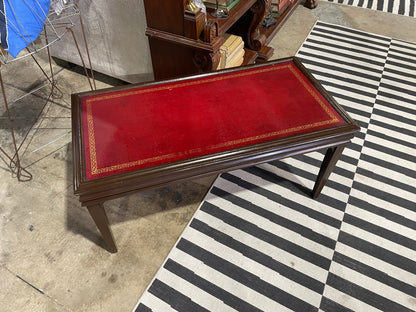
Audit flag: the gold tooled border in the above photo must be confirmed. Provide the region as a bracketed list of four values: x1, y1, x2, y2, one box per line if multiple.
[84, 63, 341, 177]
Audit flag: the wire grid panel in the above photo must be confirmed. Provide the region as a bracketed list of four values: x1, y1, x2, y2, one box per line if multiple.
[0, 0, 80, 64]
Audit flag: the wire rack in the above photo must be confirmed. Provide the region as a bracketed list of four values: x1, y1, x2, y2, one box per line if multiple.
[0, 0, 95, 181]
[0, 0, 80, 64]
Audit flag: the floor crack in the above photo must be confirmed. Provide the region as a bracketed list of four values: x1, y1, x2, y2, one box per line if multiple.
[1, 264, 74, 312]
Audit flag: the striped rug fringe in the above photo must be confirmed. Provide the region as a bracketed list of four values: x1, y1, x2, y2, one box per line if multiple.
[324, 0, 415, 17]
[133, 22, 416, 312]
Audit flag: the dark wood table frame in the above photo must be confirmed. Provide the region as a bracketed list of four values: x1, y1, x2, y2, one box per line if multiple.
[71, 57, 359, 253]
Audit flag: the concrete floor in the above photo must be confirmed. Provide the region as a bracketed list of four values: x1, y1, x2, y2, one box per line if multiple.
[1, 2, 415, 312]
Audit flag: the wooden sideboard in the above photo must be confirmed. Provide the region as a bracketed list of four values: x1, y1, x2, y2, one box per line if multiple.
[143, 0, 316, 80]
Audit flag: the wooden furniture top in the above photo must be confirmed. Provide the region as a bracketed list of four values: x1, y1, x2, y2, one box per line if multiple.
[71, 57, 359, 205]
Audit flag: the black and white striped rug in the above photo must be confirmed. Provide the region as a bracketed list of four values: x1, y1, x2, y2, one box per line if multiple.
[324, 0, 415, 17]
[133, 22, 416, 312]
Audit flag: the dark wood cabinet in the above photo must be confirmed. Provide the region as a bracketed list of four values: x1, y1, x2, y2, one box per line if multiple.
[143, 0, 315, 80]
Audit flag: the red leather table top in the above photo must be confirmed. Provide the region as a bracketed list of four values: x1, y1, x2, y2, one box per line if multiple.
[80, 61, 346, 180]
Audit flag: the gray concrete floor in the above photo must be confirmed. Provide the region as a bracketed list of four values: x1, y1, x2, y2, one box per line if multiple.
[1, 2, 415, 312]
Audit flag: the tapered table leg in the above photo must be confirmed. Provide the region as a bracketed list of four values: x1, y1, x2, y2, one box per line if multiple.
[87, 203, 118, 253]
[312, 144, 346, 199]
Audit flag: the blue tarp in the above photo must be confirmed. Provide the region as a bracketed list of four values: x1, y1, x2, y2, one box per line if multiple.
[0, 0, 51, 58]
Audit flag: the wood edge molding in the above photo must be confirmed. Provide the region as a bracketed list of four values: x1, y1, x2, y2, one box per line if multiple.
[146, 27, 223, 51]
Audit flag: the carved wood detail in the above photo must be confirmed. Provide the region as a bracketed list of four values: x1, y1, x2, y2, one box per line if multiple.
[192, 49, 220, 72]
[204, 19, 219, 43]
[247, 0, 272, 51]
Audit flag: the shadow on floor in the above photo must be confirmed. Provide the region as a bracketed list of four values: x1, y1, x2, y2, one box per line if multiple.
[64, 143, 215, 251]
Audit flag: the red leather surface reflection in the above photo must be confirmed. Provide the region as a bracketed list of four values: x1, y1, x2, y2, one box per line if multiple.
[81, 62, 345, 180]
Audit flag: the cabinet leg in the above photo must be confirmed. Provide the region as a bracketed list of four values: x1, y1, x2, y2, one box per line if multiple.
[87, 203, 118, 253]
[312, 144, 346, 199]
[304, 0, 318, 9]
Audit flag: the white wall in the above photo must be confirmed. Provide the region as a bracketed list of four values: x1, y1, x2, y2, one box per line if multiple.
[50, 0, 154, 83]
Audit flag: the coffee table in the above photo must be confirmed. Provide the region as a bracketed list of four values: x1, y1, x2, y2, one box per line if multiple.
[71, 57, 359, 253]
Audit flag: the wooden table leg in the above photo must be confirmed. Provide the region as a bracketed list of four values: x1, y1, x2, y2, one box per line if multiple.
[312, 144, 346, 199]
[87, 203, 118, 253]
[304, 0, 318, 9]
